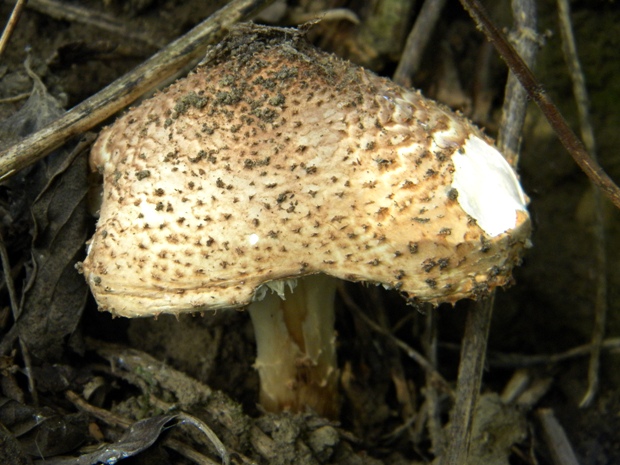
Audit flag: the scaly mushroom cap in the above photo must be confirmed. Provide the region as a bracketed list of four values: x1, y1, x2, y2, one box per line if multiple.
[81, 24, 530, 318]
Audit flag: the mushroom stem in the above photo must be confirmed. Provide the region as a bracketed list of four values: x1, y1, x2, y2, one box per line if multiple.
[248, 274, 340, 418]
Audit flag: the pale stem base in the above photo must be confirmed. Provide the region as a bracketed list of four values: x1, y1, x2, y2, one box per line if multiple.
[248, 274, 340, 418]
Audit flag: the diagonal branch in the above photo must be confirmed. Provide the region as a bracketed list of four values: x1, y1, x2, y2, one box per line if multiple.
[458, 0, 620, 210]
[555, 0, 608, 408]
[0, 0, 275, 182]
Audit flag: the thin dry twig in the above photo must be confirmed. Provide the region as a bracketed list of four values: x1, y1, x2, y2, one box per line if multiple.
[470, 39, 495, 123]
[497, 0, 540, 163]
[500, 369, 532, 404]
[0, 231, 19, 318]
[176, 412, 230, 465]
[537, 409, 581, 465]
[338, 285, 453, 396]
[555, 0, 607, 409]
[66, 389, 132, 428]
[287, 8, 360, 26]
[556, 0, 597, 155]
[66, 391, 225, 465]
[0, 0, 26, 58]
[0, 0, 275, 182]
[0, 230, 38, 404]
[392, 0, 447, 87]
[423, 309, 445, 457]
[367, 288, 417, 430]
[164, 439, 221, 465]
[482, 337, 620, 368]
[441, 2, 538, 462]
[23, 0, 164, 49]
[0, 91, 31, 103]
[441, 295, 495, 465]
[459, 0, 620, 211]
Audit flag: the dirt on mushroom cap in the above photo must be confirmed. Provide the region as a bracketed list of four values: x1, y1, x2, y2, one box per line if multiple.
[81, 24, 531, 317]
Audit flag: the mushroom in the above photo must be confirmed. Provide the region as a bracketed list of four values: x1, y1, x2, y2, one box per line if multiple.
[80, 24, 531, 418]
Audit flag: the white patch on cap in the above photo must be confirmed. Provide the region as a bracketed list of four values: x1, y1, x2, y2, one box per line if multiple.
[451, 135, 527, 237]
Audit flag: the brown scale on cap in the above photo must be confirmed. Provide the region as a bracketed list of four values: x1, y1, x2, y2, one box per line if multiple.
[81, 24, 530, 417]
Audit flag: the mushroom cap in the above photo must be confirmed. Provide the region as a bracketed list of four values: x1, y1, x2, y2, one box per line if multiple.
[81, 24, 531, 318]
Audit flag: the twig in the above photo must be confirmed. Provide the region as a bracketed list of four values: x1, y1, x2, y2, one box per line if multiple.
[90, 339, 214, 406]
[423, 308, 445, 456]
[368, 288, 417, 431]
[23, 0, 164, 49]
[411, 398, 430, 451]
[0, 231, 19, 319]
[470, 40, 495, 123]
[381, 414, 417, 443]
[555, 0, 607, 409]
[0, 0, 275, 182]
[481, 337, 620, 368]
[0, 230, 37, 404]
[287, 8, 360, 26]
[67, 391, 226, 465]
[338, 286, 453, 396]
[515, 377, 553, 409]
[164, 439, 221, 465]
[0, 91, 31, 103]
[441, 2, 538, 462]
[537, 408, 581, 465]
[392, 0, 448, 87]
[556, 0, 597, 155]
[497, 0, 540, 165]
[500, 369, 532, 404]
[177, 412, 230, 465]
[66, 389, 132, 428]
[441, 295, 494, 465]
[0, 0, 26, 58]
[458, 0, 620, 211]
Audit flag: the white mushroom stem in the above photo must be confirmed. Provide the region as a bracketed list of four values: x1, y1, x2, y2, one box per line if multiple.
[248, 274, 340, 417]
